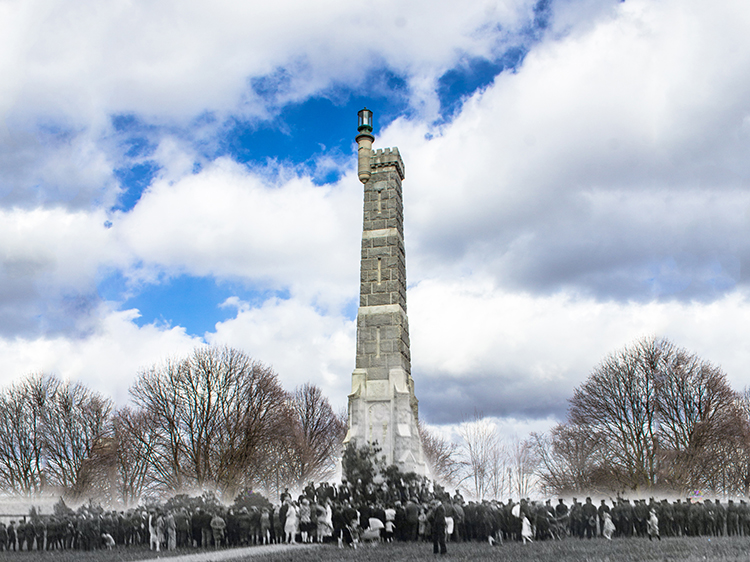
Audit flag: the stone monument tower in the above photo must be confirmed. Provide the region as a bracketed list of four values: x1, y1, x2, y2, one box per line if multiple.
[343, 108, 427, 474]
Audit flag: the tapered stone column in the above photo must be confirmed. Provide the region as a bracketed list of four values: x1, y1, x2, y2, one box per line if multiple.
[344, 110, 426, 474]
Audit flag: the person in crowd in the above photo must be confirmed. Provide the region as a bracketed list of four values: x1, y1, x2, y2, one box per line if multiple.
[259, 507, 272, 544]
[174, 508, 190, 548]
[521, 513, 533, 544]
[102, 532, 116, 550]
[418, 506, 428, 542]
[209, 511, 225, 549]
[340, 499, 359, 548]
[405, 497, 419, 541]
[7, 520, 16, 552]
[166, 510, 176, 551]
[0, 521, 8, 551]
[428, 498, 447, 555]
[648, 508, 660, 541]
[148, 511, 161, 552]
[273, 503, 285, 544]
[299, 497, 312, 543]
[317, 499, 333, 543]
[582, 497, 598, 539]
[602, 511, 615, 540]
[284, 500, 299, 544]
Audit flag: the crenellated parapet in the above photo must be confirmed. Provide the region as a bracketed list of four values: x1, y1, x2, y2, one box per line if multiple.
[370, 147, 405, 180]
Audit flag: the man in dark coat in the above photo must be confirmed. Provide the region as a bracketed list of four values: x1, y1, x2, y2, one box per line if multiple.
[16, 519, 30, 551]
[633, 499, 648, 537]
[727, 500, 739, 536]
[175, 509, 190, 548]
[0, 521, 8, 551]
[582, 498, 598, 539]
[673, 499, 685, 536]
[405, 498, 419, 541]
[7, 520, 17, 551]
[453, 500, 465, 542]
[428, 499, 447, 555]
[569, 498, 582, 538]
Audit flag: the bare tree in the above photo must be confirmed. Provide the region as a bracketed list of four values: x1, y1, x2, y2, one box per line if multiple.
[569, 337, 662, 490]
[42, 379, 113, 492]
[709, 388, 750, 496]
[485, 437, 509, 500]
[418, 421, 462, 487]
[655, 347, 742, 492]
[457, 412, 502, 500]
[532, 423, 605, 495]
[0, 375, 47, 494]
[0, 373, 114, 498]
[111, 407, 159, 506]
[129, 346, 287, 499]
[283, 383, 346, 487]
[508, 435, 538, 498]
[569, 336, 744, 494]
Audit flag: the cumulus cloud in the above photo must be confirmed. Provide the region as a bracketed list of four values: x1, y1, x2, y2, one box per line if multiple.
[378, 0, 750, 303]
[114, 157, 362, 309]
[208, 296, 356, 411]
[409, 279, 750, 424]
[0, 0, 542, 207]
[0, 306, 201, 404]
[0, 206, 125, 336]
[0, 0, 537, 118]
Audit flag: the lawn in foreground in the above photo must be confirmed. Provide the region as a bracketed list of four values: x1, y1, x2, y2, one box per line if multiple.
[2, 537, 750, 562]
[261, 537, 750, 562]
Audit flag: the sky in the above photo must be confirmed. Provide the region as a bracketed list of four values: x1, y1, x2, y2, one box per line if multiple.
[2, 0, 750, 437]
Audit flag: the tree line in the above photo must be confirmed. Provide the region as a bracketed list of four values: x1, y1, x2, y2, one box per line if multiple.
[2, 336, 747, 506]
[533, 337, 750, 497]
[0, 346, 346, 506]
[426, 337, 750, 501]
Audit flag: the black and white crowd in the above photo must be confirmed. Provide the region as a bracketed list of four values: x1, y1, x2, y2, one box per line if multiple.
[2, 479, 750, 553]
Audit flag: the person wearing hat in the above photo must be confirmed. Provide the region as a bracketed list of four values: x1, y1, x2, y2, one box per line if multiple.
[6, 520, 15, 551]
[428, 499, 447, 555]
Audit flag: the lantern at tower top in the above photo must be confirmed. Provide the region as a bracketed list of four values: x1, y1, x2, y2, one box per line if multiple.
[356, 108, 375, 184]
[357, 107, 373, 133]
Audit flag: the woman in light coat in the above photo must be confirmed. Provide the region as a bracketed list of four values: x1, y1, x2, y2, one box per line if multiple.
[284, 502, 299, 544]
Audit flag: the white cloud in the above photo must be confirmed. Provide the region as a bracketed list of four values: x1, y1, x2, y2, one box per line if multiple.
[0, 206, 125, 335]
[0, 0, 537, 122]
[0, 306, 201, 405]
[114, 156, 362, 309]
[379, 0, 750, 300]
[208, 296, 356, 412]
[0, 0, 542, 207]
[409, 278, 750, 423]
[0, 207, 116, 286]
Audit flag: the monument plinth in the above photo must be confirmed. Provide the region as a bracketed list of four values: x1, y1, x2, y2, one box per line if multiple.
[344, 108, 427, 475]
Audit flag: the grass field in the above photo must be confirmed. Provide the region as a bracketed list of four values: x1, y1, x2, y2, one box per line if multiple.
[3, 537, 750, 561]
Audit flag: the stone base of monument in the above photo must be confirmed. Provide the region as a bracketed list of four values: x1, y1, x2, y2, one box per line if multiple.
[345, 366, 426, 475]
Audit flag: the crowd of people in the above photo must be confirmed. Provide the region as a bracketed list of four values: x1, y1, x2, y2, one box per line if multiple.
[1, 478, 750, 553]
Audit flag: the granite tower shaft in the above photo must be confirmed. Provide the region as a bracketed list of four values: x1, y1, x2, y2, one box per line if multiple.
[344, 109, 426, 473]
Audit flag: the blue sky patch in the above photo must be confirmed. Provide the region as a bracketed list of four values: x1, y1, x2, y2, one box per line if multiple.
[436, 47, 527, 122]
[217, 72, 412, 181]
[98, 272, 289, 336]
[113, 161, 160, 212]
